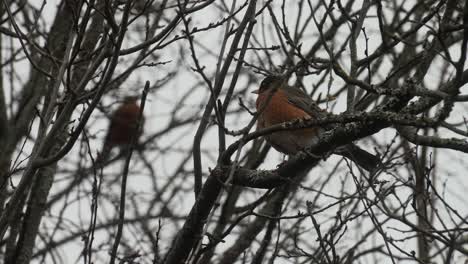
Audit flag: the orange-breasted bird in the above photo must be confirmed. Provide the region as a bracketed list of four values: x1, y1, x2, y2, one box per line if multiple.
[96, 96, 143, 164]
[253, 75, 380, 171]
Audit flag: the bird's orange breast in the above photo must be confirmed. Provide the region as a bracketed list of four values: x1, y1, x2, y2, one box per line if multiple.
[108, 103, 141, 145]
[256, 89, 312, 128]
[254, 87, 321, 154]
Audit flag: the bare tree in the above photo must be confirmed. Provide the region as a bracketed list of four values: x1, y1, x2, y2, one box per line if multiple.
[1, 0, 468, 263]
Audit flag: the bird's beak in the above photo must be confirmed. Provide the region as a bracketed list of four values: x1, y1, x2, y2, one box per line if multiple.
[251, 89, 259, 94]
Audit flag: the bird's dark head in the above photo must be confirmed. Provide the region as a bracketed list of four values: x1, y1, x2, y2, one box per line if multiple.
[252, 75, 286, 94]
[123, 95, 140, 104]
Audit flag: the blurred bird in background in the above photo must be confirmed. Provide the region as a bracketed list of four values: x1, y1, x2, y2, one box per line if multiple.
[96, 96, 144, 165]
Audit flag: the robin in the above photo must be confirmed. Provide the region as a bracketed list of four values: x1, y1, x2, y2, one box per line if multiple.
[253, 75, 380, 171]
[96, 96, 144, 164]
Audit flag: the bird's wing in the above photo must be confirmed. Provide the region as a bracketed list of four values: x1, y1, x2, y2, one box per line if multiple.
[282, 85, 324, 117]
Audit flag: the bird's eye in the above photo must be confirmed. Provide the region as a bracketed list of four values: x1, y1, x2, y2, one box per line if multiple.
[260, 78, 272, 91]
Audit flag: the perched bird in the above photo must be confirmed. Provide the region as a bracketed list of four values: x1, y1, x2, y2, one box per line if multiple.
[253, 75, 380, 171]
[96, 96, 143, 164]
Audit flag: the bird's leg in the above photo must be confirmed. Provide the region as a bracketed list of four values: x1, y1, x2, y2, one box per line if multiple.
[276, 154, 289, 168]
[302, 148, 322, 159]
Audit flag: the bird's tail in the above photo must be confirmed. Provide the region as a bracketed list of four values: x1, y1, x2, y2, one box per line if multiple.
[337, 144, 380, 172]
[95, 142, 112, 166]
